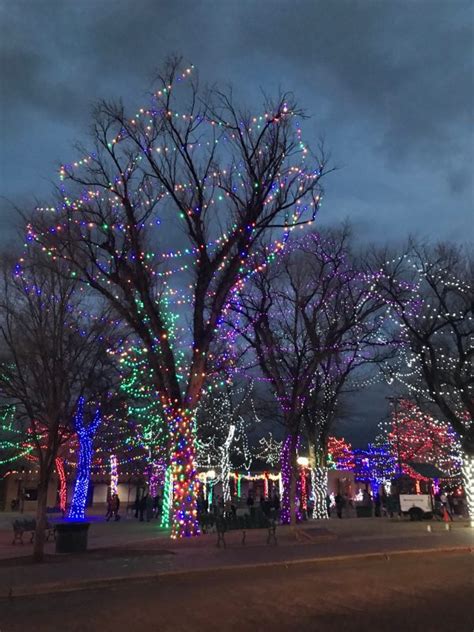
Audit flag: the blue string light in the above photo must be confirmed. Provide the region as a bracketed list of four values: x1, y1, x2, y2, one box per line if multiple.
[68, 398, 101, 521]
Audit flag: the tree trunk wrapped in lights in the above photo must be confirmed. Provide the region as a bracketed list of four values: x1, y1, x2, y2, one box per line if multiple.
[308, 441, 330, 520]
[311, 466, 329, 520]
[160, 465, 173, 529]
[148, 458, 166, 498]
[220, 424, 236, 504]
[167, 408, 200, 538]
[69, 400, 101, 521]
[281, 433, 301, 525]
[461, 450, 474, 526]
[109, 454, 118, 496]
[55, 457, 67, 514]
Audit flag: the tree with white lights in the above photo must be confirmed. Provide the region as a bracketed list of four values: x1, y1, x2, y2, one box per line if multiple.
[376, 243, 473, 523]
[196, 384, 255, 503]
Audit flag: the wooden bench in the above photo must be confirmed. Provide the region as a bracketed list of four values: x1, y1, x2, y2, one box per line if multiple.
[12, 519, 55, 544]
[215, 513, 278, 548]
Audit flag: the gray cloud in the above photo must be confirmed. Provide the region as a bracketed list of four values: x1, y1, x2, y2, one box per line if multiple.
[0, 0, 472, 443]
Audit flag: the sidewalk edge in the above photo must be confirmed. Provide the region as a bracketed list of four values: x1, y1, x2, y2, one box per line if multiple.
[3, 545, 472, 598]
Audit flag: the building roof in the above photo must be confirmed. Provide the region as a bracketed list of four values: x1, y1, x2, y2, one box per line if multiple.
[407, 462, 451, 479]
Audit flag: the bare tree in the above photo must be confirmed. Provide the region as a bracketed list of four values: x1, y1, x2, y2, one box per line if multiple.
[0, 252, 114, 560]
[375, 242, 474, 522]
[27, 58, 328, 537]
[232, 228, 386, 523]
[196, 383, 256, 503]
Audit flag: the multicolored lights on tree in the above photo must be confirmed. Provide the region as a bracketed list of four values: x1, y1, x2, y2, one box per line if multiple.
[26, 57, 327, 538]
[327, 437, 355, 471]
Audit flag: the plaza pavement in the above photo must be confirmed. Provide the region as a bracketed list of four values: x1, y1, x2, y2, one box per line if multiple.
[2, 553, 473, 632]
[0, 512, 472, 597]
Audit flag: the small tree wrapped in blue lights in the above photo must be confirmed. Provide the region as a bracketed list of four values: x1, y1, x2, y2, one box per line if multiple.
[68, 399, 101, 521]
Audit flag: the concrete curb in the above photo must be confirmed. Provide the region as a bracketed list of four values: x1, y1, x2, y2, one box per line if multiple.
[3, 545, 472, 598]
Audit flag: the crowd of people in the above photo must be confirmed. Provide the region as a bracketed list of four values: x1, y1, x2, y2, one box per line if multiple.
[104, 485, 466, 524]
[105, 490, 163, 523]
[195, 489, 281, 524]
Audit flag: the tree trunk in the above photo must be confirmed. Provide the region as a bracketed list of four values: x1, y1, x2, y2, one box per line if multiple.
[160, 464, 173, 529]
[55, 457, 67, 515]
[461, 447, 474, 526]
[311, 466, 329, 519]
[290, 451, 298, 526]
[68, 436, 93, 520]
[33, 474, 49, 563]
[168, 408, 200, 538]
[281, 432, 300, 525]
[221, 461, 231, 504]
[308, 443, 329, 520]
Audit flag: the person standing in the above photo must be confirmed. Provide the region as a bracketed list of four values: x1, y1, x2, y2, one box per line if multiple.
[133, 491, 140, 519]
[335, 493, 344, 519]
[111, 493, 121, 521]
[374, 493, 381, 517]
[325, 495, 331, 517]
[440, 491, 453, 521]
[146, 493, 154, 522]
[139, 493, 147, 522]
[105, 492, 113, 521]
[153, 494, 161, 519]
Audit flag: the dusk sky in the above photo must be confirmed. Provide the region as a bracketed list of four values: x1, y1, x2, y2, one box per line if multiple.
[1, 0, 472, 443]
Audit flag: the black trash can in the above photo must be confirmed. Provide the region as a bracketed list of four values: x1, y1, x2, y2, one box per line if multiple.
[356, 505, 373, 518]
[55, 521, 90, 553]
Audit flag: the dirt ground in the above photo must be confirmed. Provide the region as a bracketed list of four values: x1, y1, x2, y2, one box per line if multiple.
[1, 551, 473, 632]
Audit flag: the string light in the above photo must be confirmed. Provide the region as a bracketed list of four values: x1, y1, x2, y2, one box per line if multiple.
[68, 399, 101, 521]
[25, 59, 326, 538]
[55, 457, 67, 513]
[110, 454, 118, 496]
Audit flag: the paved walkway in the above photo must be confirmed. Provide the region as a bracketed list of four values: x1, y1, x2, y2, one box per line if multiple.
[2, 553, 473, 631]
[0, 514, 472, 596]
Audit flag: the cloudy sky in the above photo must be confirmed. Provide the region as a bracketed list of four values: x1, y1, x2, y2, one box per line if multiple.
[0, 0, 472, 442]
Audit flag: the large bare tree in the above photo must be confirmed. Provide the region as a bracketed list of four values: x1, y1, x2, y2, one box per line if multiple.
[0, 253, 114, 560]
[27, 58, 328, 537]
[231, 228, 386, 524]
[375, 242, 474, 522]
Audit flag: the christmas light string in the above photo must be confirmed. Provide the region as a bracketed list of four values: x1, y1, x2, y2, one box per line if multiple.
[68, 400, 101, 521]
